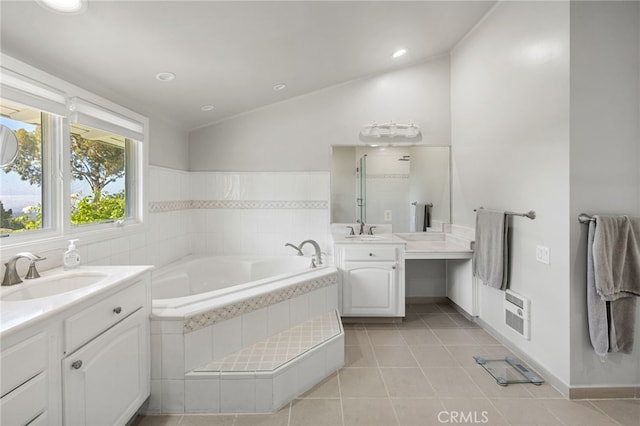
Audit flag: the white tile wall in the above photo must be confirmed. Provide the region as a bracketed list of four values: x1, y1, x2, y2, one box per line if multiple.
[185, 375, 220, 413]
[220, 373, 256, 413]
[156, 169, 324, 265]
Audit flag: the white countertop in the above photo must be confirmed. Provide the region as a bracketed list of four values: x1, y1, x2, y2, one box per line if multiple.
[0, 265, 153, 338]
[333, 232, 474, 260]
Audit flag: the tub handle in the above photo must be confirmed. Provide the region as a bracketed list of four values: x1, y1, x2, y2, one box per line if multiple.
[113, 306, 122, 314]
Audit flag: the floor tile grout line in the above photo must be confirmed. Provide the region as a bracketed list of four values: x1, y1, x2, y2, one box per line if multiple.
[337, 367, 345, 426]
[369, 329, 401, 426]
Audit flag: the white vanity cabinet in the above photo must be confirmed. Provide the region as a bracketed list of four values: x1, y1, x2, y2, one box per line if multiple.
[0, 331, 57, 426]
[0, 267, 151, 426]
[62, 280, 149, 426]
[335, 243, 405, 317]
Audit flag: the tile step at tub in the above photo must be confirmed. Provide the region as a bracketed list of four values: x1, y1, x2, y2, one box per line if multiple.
[185, 310, 345, 413]
[193, 310, 342, 374]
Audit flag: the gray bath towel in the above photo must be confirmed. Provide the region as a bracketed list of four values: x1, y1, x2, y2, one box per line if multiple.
[592, 215, 640, 300]
[587, 221, 609, 356]
[587, 216, 639, 355]
[473, 209, 509, 290]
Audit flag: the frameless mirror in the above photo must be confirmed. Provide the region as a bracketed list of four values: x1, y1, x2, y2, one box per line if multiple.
[0, 124, 19, 167]
[331, 146, 451, 233]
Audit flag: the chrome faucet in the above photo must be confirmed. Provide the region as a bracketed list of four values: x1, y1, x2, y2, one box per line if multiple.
[299, 240, 323, 266]
[2, 252, 46, 286]
[284, 243, 304, 256]
[357, 220, 365, 235]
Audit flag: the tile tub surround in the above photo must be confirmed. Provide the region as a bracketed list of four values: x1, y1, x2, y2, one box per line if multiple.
[135, 303, 639, 426]
[147, 277, 341, 414]
[148, 168, 332, 257]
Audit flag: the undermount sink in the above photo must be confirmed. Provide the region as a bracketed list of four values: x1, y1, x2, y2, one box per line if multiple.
[0, 271, 109, 301]
[343, 235, 383, 241]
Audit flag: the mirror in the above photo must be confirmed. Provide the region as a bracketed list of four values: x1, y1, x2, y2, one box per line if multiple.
[331, 146, 451, 233]
[0, 124, 18, 167]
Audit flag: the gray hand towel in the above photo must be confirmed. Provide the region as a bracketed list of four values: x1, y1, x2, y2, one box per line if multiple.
[588, 215, 639, 355]
[587, 220, 609, 356]
[608, 297, 636, 354]
[473, 209, 509, 290]
[593, 215, 640, 300]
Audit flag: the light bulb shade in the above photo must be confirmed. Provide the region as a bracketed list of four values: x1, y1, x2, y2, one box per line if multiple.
[38, 0, 86, 13]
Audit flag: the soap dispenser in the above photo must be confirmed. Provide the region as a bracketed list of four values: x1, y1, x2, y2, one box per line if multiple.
[63, 239, 81, 270]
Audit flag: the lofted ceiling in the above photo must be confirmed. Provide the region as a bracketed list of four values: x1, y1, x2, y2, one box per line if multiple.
[0, 1, 495, 131]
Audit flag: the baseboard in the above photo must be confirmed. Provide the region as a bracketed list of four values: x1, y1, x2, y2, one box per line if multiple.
[406, 296, 450, 304]
[569, 386, 639, 400]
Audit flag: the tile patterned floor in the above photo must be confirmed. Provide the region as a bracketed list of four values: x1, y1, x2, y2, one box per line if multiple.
[195, 311, 341, 372]
[133, 303, 640, 426]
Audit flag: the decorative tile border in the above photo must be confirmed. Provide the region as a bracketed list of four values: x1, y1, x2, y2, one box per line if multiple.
[149, 199, 329, 213]
[149, 200, 193, 213]
[183, 271, 338, 333]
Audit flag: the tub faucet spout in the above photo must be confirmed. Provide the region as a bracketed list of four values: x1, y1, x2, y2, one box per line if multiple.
[299, 240, 323, 265]
[284, 243, 304, 256]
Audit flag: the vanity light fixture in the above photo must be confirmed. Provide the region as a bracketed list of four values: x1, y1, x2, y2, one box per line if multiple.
[38, 0, 86, 13]
[200, 105, 215, 112]
[155, 72, 176, 82]
[392, 48, 407, 59]
[360, 120, 421, 139]
[273, 83, 287, 91]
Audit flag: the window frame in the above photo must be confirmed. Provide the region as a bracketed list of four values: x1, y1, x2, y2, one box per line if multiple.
[0, 55, 148, 257]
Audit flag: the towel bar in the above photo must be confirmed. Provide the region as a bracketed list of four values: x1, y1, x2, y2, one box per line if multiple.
[578, 213, 595, 224]
[474, 207, 536, 220]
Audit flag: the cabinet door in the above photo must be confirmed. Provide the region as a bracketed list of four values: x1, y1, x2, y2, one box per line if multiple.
[341, 261, 399, 316]
[62, 309, 149, 426]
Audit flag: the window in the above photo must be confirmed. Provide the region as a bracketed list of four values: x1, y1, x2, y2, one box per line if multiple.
[0, 99, 47, 234]
[69, 123, 129, 226]
[0, 65, 145, 244]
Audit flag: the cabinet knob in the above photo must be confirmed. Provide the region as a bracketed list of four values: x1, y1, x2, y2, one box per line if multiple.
[369, 253, 374, 257]
[113, 306, 122, 314]
[392, 265, 397, 270]
[71, 360, 83, 369]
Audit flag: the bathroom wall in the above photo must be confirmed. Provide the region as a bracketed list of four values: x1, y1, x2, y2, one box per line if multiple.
[451, 1, 571, 387]
[189, 56, 451, 172]
[149, 116, 190, 171]
[568, 1, 640, 389]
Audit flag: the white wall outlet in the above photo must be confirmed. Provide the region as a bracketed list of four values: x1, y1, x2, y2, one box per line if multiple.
[536, 245, 550, 264]
[384, 210, 392, 222]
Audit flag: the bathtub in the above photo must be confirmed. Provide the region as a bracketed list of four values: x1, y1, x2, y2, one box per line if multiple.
[148, 254, 342, 414]
[152, 255, 334, 313]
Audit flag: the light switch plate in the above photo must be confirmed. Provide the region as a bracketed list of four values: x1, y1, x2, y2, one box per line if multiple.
[536, 245, 550, 264]
[384, 210, 392, 221]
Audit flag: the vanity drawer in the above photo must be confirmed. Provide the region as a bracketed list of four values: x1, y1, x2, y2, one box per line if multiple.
[1, 332, 48, 397]
[343, 247, 398, 261]
[0, 371, 48, 426]
[64, 280, 145, 354]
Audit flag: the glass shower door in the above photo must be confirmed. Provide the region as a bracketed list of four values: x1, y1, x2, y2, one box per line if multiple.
[357, 154, 367, 225]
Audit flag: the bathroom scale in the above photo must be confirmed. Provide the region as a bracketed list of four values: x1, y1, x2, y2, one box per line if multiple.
[473, 355, 544, 386]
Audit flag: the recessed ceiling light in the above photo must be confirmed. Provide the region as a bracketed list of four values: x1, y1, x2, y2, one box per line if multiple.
[200, 105, 215, 112]
[392, 49, 408, 59]
[273, 83, 287, 91]
[156, 72, 176, 82]
[38, 0, 86, 13]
